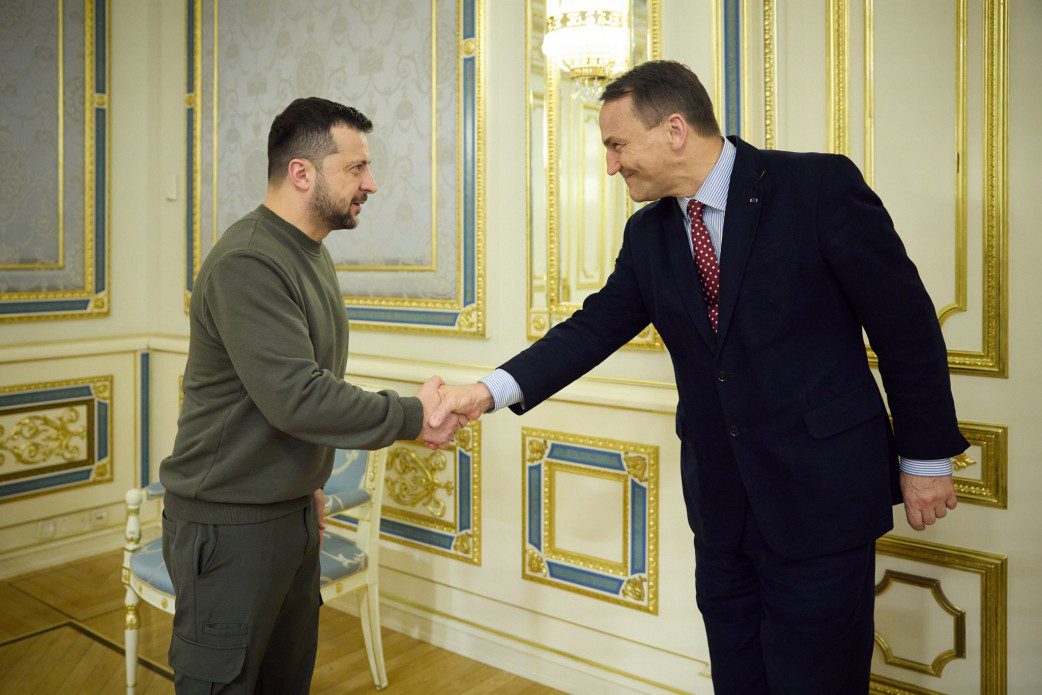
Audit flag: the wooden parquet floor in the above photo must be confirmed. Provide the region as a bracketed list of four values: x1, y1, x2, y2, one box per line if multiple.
[0, 550, 559, 694]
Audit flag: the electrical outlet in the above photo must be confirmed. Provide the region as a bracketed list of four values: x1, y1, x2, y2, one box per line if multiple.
[39, 521, 55, 539]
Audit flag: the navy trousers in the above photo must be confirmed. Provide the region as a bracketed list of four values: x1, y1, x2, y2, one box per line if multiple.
[694, 508, 876, 694]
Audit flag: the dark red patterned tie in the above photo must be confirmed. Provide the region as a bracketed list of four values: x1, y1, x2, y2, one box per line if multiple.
[687, 199, 720, 332]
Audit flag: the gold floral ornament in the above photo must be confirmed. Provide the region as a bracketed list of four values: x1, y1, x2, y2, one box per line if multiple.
[622, 575, 646, 602]
[386, 448, 454, 518]
[526, 546, 549, 577]
[455, 426, 473, 451]
[0, 408, 86, 465]
[953, 452, 976, 471]
[457, 305, 479, 332]
[526, 438, 548, 464]
[624, 453, 648, 483]
[453, 532, 472, 556]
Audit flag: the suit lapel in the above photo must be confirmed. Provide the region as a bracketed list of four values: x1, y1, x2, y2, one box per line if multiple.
[663, 200, 717, 352]
[715, 137, 766, 353]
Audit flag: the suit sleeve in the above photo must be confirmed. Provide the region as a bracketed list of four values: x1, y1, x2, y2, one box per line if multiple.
[498, 218, 651, 414]
[817, 155, 967, 460]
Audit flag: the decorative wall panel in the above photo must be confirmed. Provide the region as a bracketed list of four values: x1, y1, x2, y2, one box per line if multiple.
[827, 0, 1008, 377]
[334, 421, 480, 564]
[184, 0, 484, 335]
[872, 536, 1006, 694]
[0, 0, 109, 321]
[522, 428, 658, 613]
[0, 376, 112, 502]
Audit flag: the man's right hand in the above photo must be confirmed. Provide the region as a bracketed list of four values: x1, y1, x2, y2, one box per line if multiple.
[429, 382, 495, 428]
[415, 376, 467, 449]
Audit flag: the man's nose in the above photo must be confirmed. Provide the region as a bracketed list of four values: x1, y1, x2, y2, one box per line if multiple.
[605, 154, 621, 176]
[362, 172, 377, 194]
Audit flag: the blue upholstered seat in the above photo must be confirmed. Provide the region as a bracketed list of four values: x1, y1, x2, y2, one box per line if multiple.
[323, 449, 372, 515]
[143, 481, 166, 500]
[129, 537, 174, 596]
[319, 532, 368, 583]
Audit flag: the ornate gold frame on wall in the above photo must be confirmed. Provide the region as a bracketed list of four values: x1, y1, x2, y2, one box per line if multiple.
[184, 0, 486, 336]
[525, 0, 663, 349]
[872, 535, 1006, 694]
[824, 0, 1008, 377]
[0, 376, 113, 504]
[953, 420, 1007, 509]
[522, 427, 659, 613]
[0, 0, 110, 322]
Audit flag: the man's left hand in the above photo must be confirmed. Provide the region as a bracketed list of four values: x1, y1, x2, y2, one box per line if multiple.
[900, 472, 957, 531]
[314, 488, 326, 551]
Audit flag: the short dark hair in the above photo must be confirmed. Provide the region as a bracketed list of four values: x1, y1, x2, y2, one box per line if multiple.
[600, 60, 720, 137]
[267, 97, 373, 182]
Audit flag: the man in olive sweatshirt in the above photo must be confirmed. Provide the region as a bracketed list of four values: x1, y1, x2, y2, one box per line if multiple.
[159, 97, 462, 693]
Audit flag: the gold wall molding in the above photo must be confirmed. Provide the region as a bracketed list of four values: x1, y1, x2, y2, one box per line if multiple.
[874, 570, 966, 677]
[873, 535, 1006, 694]
[762, 0, 778, 149]
[826, 0, 849, 155]
[849, 0, 1008, 377]
[869, 673, 944, 695]
[954, 420, 1007, 508]
[0, 0, 110, 322]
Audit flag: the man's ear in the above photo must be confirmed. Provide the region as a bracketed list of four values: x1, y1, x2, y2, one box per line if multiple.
[665, 113, 688, 151]
[287, 158, 312, 191]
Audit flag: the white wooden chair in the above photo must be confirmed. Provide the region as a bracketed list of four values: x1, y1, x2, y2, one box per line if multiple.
[121, 448, 390, 693]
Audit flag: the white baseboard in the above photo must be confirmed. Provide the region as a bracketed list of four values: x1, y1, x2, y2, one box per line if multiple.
[328, 593, 701, 695]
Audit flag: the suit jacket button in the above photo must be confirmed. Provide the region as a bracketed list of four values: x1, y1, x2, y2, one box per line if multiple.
[717, 371, 730, 382]
[728, 425, 741, 437]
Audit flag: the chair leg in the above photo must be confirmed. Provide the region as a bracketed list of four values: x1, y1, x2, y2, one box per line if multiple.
[366, 582, 388, 688]
[357, 588, 381, 689]
[124, 587, 140, 695]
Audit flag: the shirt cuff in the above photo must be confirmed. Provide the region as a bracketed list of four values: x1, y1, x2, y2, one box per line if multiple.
[899, 457, 954, 476]
[479, 369, 524, 414]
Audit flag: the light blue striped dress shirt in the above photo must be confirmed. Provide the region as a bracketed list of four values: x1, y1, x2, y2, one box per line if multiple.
[481, 138, 951, 476]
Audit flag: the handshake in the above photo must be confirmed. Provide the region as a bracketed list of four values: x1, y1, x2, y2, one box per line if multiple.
[414, 376, 495, 449]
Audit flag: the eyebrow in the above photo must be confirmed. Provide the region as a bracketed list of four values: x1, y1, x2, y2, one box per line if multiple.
[602, 136, 624, 147]
[345, 159, 370, 168]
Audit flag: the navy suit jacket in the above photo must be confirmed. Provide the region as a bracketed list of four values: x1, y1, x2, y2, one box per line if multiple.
[501, 136, 968, 559]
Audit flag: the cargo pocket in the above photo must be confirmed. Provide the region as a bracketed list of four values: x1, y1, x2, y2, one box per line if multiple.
[169, 630, 247, 685]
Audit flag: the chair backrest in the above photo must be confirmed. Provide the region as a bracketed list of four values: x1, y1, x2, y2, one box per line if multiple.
[327, 448, 387, 569]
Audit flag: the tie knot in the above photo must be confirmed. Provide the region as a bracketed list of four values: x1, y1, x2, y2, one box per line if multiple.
[687, 199, 704, 220]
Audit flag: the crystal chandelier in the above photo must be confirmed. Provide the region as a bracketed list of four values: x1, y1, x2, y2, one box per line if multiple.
[541, 0, 630, 102]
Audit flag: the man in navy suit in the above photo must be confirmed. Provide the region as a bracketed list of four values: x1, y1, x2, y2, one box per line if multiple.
[431, 61, 967, 693]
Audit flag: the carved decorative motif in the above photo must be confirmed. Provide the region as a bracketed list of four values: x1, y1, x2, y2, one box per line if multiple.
[624, 453, 648, 483]
[0, 408, 86, 465]
[386, 448, 454, 518]
[526, 546, 548, 577]
[622, 575, 646, 602]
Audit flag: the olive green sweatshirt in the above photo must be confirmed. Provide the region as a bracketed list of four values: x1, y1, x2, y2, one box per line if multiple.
[160, 205, 423, 524]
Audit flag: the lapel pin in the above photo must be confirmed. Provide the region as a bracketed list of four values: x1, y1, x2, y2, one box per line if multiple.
[749, 197, 758, 203]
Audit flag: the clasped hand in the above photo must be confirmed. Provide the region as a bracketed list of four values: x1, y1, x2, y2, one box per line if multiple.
[415, 377, 494, 449]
